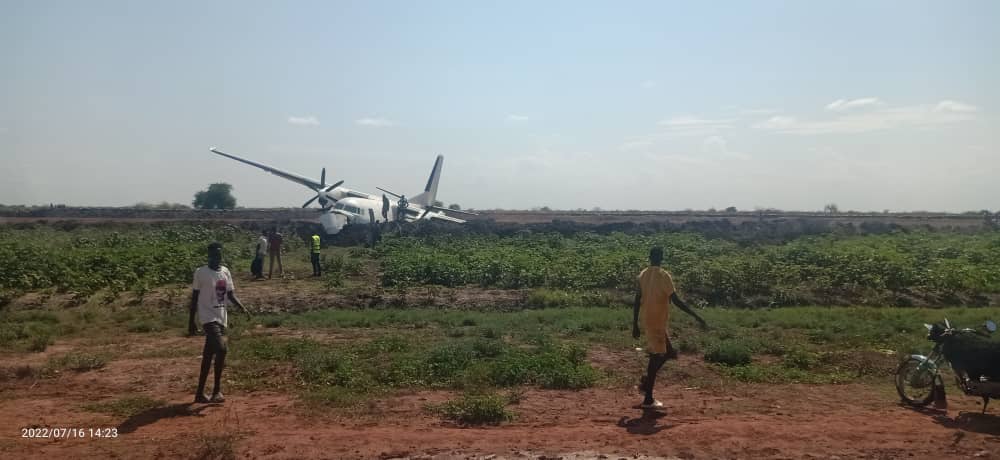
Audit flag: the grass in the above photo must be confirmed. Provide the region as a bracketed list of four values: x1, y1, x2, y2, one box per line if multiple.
[704, 340, 753, 366]
[228, 331, 601, 406]
[83, 396, 166, 417]
[430, 391, 515, 425]
[5, 280, 1000, 406]
[44, 352, 108, 374]
[195, 433, 237, 460]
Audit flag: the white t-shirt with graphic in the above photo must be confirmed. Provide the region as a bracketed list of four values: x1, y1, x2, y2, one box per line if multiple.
[192, 266, 234, 328]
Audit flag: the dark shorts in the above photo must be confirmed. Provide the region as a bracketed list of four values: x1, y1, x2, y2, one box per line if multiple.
[202, 321, 227, 355]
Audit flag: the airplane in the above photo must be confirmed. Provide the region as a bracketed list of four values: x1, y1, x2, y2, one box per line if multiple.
[208, 147, 476, 235]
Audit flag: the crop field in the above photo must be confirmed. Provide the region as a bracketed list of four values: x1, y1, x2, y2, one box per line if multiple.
[2, 221, 1000, 459]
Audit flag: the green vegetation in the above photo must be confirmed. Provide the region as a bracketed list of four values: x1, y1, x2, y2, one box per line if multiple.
[192, 182, 237, 210]
[45, 352, 108, 373]
[704, 340, 753, 366]
[0, 223, 259, 297]
[431, 391, 515, 425]
[83, 396, 165, 417]
[228, 332, 599, 407]
[3, 221, 1000, 412]
[381, 231, 1000, 306]
[4, 222, 998, 308]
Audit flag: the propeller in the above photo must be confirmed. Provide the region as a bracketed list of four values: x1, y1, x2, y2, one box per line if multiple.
[301, 168, 344, 208]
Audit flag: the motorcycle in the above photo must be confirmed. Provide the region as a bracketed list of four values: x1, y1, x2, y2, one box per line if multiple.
[896, 318, 1000, 413]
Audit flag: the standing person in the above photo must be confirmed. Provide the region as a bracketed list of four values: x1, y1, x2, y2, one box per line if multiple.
[188, 242, 252, 404]
[267, 226, 284, 279]
[367, 209, 381, 249]
[310, 233, 322, 277]
[252, 229, 268, 280]
[632, 246, 708, 410]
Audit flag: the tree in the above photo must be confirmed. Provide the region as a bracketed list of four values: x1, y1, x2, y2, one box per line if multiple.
[823, 203, 839, 213]
[725, 206, 738, 213]
[448, 203, 461, 210]
[193, 183, 237, 209]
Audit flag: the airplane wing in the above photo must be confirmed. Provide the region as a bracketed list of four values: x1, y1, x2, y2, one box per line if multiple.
[425, 205, 478, 216]
[345, 190, 374, 200]
[209, 147, 323, 190]
[425, 213, 466, 224]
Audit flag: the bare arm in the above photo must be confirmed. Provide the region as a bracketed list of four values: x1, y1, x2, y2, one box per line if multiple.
[227, 291, 252, 319]
[671, 292, 707, 329]
[188, 290, 199, 335]
[632, 289, 641, 338]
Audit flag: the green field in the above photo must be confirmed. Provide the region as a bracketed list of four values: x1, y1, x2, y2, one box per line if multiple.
[4, 299, 1000, 415]
[3, 221, 1000, 421]
[3, 222, 999, 307]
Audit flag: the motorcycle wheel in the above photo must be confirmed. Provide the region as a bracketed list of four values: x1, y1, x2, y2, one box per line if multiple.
[895, 356, 936, 406]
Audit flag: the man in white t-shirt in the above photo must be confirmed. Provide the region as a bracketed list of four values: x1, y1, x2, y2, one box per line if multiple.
[188, 242, 252, 404]
[252, 230, 268, 279]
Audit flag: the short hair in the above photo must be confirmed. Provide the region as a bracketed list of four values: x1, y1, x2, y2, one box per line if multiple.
[207, 242, 223, 254]
[649, 246, 664, 265]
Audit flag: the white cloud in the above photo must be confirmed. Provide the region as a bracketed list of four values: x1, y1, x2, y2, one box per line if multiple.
[935, 100, 978, 113]
[825, 97, 884, 112]
[752, 116, 798, 130]
[738, 107, 782, 116]
[658, 116, 733, 128]
[755, 100, 978, 135]
[287, 116, 320, 126]
[506, 114, 531, 122]
[619, 140, 653, 151]
[356, 117, 395, 127]
[653, 115, 734, 137]
[702, 136, 751, 160]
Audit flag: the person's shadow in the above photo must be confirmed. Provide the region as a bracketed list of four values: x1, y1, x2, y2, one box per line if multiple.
[118, 403, 213, 434]
[617, 408, 675, 435]
[901, 403, 1000, 438]
[933, 411, 1000, 437]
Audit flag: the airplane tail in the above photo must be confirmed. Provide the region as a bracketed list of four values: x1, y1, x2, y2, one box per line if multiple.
[411, 155, 443, 207]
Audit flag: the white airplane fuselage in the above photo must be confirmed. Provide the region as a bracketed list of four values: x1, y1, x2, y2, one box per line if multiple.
[315, 188, 454, 234]
[207, 147, 469, 235]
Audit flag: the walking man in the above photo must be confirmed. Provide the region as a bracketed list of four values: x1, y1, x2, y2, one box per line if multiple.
[310, 233, 322, 277]
[267, 227, 284, 279]
[188, 242, 252, 403]
[633, 246, 707, 410]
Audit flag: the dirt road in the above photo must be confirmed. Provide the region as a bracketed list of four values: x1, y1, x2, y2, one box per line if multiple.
[2, 333, 999, 459]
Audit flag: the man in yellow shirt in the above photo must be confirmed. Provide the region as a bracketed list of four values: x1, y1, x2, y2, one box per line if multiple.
[633, 246, 707, 409]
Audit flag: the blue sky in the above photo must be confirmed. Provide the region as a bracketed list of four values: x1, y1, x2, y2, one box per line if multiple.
[2, 1, 997, 211]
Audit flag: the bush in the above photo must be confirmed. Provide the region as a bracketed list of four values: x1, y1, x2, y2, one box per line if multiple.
[263, 317, 283, 328]
[433, 392, 513, 425]
[783, 348, 819, 370]
[28, 334, 52, 352]
[704, 341, 752, 366]
[46, 353, 108, 373]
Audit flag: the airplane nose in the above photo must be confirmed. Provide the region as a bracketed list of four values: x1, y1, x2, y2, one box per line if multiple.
[319, 212, 348, 235]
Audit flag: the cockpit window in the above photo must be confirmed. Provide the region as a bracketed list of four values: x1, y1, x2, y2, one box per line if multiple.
[334, 203, 361, 214]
